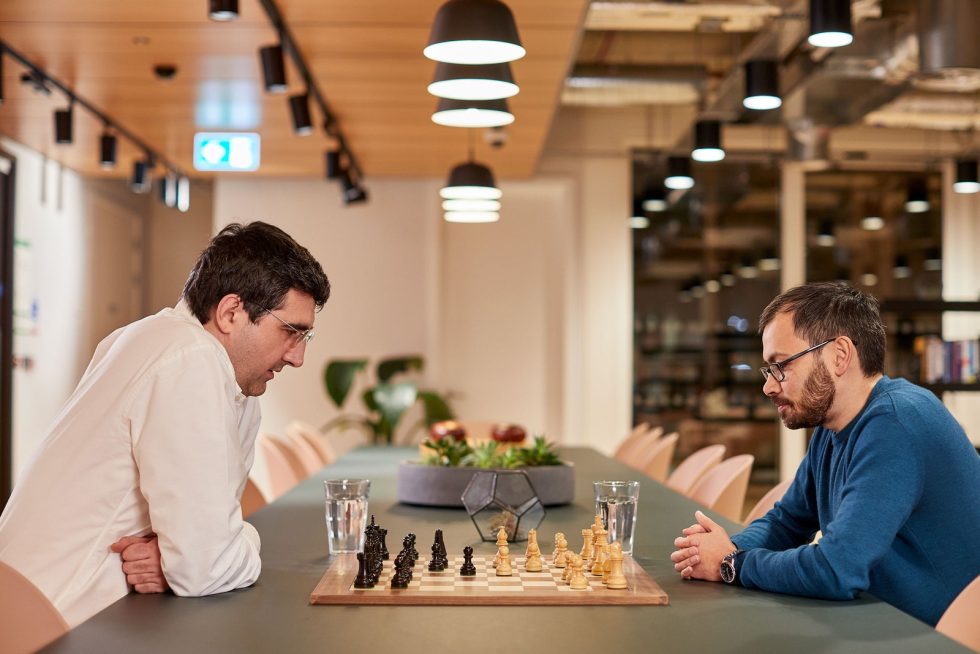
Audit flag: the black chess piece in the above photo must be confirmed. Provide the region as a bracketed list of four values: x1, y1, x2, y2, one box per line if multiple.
[353, 552, 374, 588]
[435, 529, 448, 560]
[459, 546, 477, 576]
[408, 533, 419, 564]
[380, 528, 389, 560]
[428, 541, 445, 571]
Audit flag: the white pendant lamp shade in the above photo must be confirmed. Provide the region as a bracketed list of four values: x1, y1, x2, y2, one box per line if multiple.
[442, 199, 501, 211]
[808, 0, 853, 48]
[743, 59, 782, 110]
[664, 156, 694, 190]
[428, 62, 518, 100]
[861, 215, 884, 231]
[692, 120, 725, 162]
[432, 98, 514, 127]
[424, 0, 526, 65]
[440, 161, 503, 200]
[445, 211, 500, 223]
[954, 159, 980, 194]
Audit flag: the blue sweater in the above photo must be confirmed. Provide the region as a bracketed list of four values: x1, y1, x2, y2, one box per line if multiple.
[731, 376, 980, 625]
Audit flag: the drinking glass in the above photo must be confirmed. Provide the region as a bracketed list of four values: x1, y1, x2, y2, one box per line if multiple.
[593, 480, 640, 554]
[323, 479, 370, 554]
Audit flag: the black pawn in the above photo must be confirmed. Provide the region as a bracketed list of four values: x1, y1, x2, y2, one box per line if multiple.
[353, 552, 373, 589]
[428, 541, 445, 571]
[459, 546, 477, 576]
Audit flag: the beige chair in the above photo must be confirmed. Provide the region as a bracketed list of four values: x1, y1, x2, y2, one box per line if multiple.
[613, 422, 652, 460]
[282, 430, 325, 477]
[639, 432, 679, 483]
[743, 478, 794, 526]
[241, 477, 268, 518]
[937, 575, 980, 653]
[619, 428, 663, 469]
[265, 434, 311, 481]
[256, 433, 301, 500]
[0, 561, 69, 654]
[286, 420, 337, 466]
[689, 454, 755, 522]
[666, 444, 726, 495]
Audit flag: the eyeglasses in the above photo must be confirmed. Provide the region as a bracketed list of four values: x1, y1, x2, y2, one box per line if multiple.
[759, 338, 835, 382]
[261, 307, 315, 345]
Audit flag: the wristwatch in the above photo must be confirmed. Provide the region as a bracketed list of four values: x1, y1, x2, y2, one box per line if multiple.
[720, 548, 743, 584]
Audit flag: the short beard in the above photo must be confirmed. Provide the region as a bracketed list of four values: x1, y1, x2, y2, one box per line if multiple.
[782, 358, 835, 429]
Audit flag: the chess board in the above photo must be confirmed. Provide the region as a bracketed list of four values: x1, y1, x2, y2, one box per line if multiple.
[310, 553, 669, 606]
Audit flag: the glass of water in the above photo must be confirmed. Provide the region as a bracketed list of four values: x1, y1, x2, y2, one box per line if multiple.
[324, 479, 370, 554]
[593, 480, 640, 554]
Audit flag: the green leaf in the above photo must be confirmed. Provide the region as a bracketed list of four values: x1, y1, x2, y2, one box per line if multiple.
[323, 359, 367, 408]
[371, 382, 418, 439]
[376, 356, 424, 383]
[417, 391, 455, 426]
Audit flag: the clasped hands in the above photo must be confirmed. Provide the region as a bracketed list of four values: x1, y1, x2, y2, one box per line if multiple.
[110, 533, 169, 594]
[670, 510, 736, 582]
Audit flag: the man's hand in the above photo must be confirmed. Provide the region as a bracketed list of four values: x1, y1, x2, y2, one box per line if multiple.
[670, 511, 736, 582]
[110, 534, 170, 594]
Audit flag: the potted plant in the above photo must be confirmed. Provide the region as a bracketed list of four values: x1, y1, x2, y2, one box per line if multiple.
[321, 355, 454, 445]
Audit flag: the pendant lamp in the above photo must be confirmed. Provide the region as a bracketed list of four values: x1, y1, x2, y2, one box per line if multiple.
[432, 98, 514, 128]
[743, 60, 782, 110]
[441, 160, 502, 200]
[424, 0, 525, 65]
[692, 120, 725, 162]
[428, 62, 518, 100]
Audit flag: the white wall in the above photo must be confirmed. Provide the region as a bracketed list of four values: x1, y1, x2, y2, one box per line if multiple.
[3, 139, 146, 478]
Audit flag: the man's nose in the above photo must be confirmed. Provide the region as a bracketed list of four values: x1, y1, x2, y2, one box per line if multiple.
[762, 371, 781, 395]
[283, 340, 307, 367]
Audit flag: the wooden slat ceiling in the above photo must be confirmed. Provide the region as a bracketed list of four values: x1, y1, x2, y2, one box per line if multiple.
[0, 0, 589, 179]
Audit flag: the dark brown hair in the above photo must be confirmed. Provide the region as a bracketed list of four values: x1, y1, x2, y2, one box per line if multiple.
[181, 222, 330, 324]
[759, 281, 885, 376]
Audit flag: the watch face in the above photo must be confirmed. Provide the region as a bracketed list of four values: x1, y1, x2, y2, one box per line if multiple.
[720, 560, 735, 584]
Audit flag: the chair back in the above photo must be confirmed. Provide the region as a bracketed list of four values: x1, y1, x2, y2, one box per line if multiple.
[613, 422, 652, 460]
[666, 444, 726, 495]
[743, 478, 794, 526]
[283, 431, 324, 476]
[619, 429, 662, 469]
[265, 434, 310, 481]
[287, 420, 336, 466]
[241, 477, 268, 518]
[937, 575, 980, 653]
[256, 433, 301, 500]
[639, 432, 679, 483]
[0, 562, 69, 653]
[689, 454, 755, 522]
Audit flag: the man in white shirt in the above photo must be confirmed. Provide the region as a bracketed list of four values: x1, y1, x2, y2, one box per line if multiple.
[0, 222, 330, 627]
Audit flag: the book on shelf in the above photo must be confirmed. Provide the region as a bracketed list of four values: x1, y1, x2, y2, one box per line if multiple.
[914, 336, 979, 385]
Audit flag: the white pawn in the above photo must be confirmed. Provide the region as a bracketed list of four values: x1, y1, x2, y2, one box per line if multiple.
[496, 544, 513, 576]
[553, 533, 568, 568]
[605, 542, 628, 590]
[569, 554, 589, 591]
[525, 530, 543, 572]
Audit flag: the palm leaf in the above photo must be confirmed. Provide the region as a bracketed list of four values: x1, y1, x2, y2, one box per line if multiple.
[376, 356, 424, 383]
[324, 359, 367, 408]
[417, 391, 455, 426]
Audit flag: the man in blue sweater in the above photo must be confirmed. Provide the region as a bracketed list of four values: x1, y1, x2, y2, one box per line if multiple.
[669, 282, 980, 625]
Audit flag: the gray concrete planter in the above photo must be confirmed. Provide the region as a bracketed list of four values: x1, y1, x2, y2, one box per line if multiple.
[396, 461, 575, 507]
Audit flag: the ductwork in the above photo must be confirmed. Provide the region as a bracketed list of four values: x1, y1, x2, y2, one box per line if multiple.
[916, 0, 980, 91]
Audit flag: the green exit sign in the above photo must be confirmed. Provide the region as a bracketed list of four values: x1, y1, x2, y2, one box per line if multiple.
[193, 132, 260, 171]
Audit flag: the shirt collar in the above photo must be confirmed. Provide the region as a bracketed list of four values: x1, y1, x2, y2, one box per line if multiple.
[173, 297, 249, 403]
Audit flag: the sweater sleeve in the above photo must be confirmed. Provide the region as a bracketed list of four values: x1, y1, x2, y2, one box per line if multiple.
[731, 453, 820, 552]
[735, 414, 924, 600]
[130, 347, 262, 597]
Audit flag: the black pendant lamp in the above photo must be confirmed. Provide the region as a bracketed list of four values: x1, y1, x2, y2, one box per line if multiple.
[432, 97, 514, 128]
[441, 161, 502, 201]
[209, 0, 239, 21]
[259, 44, 287, 93]
[808, 0, 853, 48]
[664, 156, 694, 190]
[954, 159, 980, 194]
[642, 186, 668, 212]
[424, 0, 525, 65]
[905, 178, 930, 213]
[692, 120, 725, 162]
[743, 59, 781, 110]
[428, 62, 518, 100]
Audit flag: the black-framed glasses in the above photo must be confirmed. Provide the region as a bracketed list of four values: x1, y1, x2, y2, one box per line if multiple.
[261, 307, 315, 345]
[759, 338, 834, 382]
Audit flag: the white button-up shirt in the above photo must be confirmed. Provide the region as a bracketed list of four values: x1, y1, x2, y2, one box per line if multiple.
[0, 300, 262, 627]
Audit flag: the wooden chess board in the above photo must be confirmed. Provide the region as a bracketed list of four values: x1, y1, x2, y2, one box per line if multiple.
[310, 554, 669, 606]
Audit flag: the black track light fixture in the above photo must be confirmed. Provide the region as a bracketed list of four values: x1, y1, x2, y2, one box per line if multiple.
[808, 0, 853, 48]
[131, 159, 152, 194]
[339, 169, 368, 205]
[289, 93, 313, 135]
[325, 149, 342, 179]
[259, 44, 287, 93]
[54, 104, 73, 144]
[99, 131, 117, 169]
[209, 0, 239, 21]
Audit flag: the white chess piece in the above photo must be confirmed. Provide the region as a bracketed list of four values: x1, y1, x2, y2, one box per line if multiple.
[496, 544, 513, 576]
[525, 532, 543, 572]
[493, 527, 507, 568]
[553, 533, 568, 568]
[605, 542, 628, 590]
[569, 554, 589, 590]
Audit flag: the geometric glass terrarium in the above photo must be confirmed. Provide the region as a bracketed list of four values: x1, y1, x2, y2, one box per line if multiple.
[461, 470, 546, 542]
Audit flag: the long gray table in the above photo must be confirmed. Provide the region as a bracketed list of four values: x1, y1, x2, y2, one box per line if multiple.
[46, 447, 967, 653]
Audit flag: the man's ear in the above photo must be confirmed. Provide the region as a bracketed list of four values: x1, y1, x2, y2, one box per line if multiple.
[832, 336, 856, 376]
[210, 294, 247, 336]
